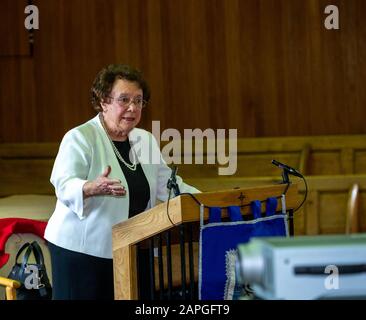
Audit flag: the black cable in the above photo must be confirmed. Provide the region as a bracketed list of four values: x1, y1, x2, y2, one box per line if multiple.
[293, 175, 308, 213]
[166, 187, 178, 227]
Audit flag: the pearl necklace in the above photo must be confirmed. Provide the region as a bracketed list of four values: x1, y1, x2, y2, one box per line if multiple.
[99, 113, 138, 171]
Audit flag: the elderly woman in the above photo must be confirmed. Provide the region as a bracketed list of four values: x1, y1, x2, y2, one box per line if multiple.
[44, 64, 199, 300]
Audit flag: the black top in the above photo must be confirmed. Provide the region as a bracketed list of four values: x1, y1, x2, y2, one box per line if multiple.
[112, 140, 150, 218]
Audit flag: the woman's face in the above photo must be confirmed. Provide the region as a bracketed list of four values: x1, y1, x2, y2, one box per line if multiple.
[101, 78, 143, 138]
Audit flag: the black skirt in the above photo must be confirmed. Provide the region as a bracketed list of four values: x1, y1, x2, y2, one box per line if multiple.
[48, 242, 114, 300]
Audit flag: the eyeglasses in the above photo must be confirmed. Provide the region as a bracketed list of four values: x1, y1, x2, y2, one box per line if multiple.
[108, 95, 147, 109]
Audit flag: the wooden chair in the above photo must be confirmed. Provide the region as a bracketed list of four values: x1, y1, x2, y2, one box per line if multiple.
[0, 276, 21, 300]
[346, 183, 360, 234]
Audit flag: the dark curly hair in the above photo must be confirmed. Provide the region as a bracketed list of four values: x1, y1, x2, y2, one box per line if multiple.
[91, 64, 151, 112]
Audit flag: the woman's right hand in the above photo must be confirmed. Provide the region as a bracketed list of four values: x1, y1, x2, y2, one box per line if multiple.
[83, 166, 126, 198]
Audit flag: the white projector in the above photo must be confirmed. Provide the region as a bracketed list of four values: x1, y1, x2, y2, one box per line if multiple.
[236, 234, 366, 300]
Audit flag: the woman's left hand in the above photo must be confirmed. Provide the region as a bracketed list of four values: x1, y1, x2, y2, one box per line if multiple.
[83, 166, 127, 198]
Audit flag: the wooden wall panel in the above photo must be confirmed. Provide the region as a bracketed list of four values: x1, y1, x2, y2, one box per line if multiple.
[0, 0, 29, 56]
[0, 59, 36, 142]
[1, 0, 366, 142]
[319, 193, 348, 234]
[32, 0, 116, 141]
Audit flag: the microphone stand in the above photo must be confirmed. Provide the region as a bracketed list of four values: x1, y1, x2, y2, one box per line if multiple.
[167, 167, 181, 197]
[166, 168, 181, 227]
[281, 168, 290, 185]
[167, 178, 181, 197]
[272, 159, 307, 237]
[279, 168, 294, 237]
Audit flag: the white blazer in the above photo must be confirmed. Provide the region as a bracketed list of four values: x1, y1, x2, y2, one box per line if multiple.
[44, 115, 200, 259]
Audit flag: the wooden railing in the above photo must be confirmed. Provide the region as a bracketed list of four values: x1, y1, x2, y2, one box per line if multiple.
[185, 175, 366, 235]
[1, 136, 365, 234]
[168, 135, 366, 177]
[2, 134, 366, 194]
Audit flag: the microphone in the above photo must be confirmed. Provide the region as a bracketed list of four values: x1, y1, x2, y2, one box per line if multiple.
[271, 159, 303, 178]
[167, 166, 180, 196]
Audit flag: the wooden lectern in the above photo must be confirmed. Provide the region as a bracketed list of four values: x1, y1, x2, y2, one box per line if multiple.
[112, 183, 299, 300]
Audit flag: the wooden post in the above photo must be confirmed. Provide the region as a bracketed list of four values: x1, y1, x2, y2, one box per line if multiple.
[113, 246, 138, 300]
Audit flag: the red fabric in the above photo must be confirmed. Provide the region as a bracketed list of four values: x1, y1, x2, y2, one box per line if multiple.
[0, 218, 47, 268]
